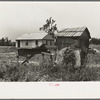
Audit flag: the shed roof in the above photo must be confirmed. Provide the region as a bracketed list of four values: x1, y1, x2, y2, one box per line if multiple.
[16, 32, 50, 40]
[56, 27, 91, 38]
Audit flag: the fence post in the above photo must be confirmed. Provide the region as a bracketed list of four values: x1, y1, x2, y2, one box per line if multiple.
[74, 49, 81, 68]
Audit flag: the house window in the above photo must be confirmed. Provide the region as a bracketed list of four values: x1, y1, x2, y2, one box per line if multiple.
[25, 41, 28, 46]
[35, 40, 38, 45]
[18, 40, 20, 47]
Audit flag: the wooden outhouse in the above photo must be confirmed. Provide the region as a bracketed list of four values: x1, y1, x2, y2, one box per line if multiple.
[56, 27, 91, 67]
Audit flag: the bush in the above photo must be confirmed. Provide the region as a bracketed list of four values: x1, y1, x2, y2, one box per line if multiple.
[63, 47, 76, 69]
[45, 48, 98, 81]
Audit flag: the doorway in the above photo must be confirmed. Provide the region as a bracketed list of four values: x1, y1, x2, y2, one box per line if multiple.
[18, 40, 20, 47]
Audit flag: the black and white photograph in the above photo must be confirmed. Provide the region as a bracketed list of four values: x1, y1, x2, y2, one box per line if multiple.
[0, 1, 100, 82]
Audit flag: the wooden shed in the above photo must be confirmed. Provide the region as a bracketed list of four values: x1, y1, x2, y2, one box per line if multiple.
[56, 27, 91, 67]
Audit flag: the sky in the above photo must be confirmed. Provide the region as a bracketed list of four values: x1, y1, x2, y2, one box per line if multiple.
[0, 1, 100, 41]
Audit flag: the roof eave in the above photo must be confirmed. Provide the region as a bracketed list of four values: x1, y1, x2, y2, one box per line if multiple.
[56, 36, 81, 38]
[16, 39, 43, 41]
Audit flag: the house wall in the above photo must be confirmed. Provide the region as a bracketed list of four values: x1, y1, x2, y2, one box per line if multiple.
[16, 39, 55, 49]
[16, 40, 42, 48]
[42, 40, 55, 46]
[31, 40, 42, 47]
[16, 41, 18, 47]
[20, 40, 32, 48]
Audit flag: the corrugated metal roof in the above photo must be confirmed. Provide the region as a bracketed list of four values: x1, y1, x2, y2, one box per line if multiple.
[16, 32, 48, 40]
[56, 27, 87, 37]
[60, 27, 86, 32]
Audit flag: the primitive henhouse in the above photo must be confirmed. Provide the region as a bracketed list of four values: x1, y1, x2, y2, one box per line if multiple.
[56, 27, 91, 51]
[56, 26, 91, 66]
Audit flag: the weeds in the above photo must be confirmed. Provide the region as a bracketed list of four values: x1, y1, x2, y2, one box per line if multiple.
[0, 46, 99, 81]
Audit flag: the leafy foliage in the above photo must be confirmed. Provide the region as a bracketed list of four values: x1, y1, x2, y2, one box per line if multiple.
[39, 17, 58, 37]
[0, 37, 15, 46]
[63, 47, 76, 67]
[90, 38, 100, 45]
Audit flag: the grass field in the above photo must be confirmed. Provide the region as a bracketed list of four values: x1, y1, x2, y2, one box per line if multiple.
[90, 44, 100, 51]
[0, 45, 100, 81]
[87, 44, 100, 67]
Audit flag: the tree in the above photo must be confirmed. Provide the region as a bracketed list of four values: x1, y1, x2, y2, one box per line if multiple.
[5, 37, 11, 46]
[0, 37, 13, 46]
[1, 37, 5, 46]
[90, 38, 100, 45]
[39, 17, 58, 37]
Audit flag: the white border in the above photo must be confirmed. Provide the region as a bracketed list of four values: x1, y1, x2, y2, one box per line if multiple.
[0, 82, 100, 98]
[0, 1, 100, 99]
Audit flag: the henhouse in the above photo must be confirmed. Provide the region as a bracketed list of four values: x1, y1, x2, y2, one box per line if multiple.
[56, 27, 91, 67]
[56, 27, 91, 51]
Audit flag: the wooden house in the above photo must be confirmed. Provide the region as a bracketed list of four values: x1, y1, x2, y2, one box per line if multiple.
[16, 32, 56, 56]
[55, 27, 91, 67]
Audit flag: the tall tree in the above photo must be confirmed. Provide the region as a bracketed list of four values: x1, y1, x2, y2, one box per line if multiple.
[0, 37, 12, 46]
[1, 37, 5, 46]
[39, 17, 58, 37]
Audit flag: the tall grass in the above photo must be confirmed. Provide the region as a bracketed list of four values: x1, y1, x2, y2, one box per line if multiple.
[0, 46, 99, 81]
[0, 59, 98, 81]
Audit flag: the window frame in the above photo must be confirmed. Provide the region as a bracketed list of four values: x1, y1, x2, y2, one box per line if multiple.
[35, 40, 38, 45]
[25, 41, 28, 46]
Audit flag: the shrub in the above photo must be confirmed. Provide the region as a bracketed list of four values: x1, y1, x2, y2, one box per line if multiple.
[63, 47, 76, 70]
[46, 48, 98, 81]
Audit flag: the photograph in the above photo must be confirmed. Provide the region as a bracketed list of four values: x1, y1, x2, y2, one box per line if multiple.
[0, 1, 100, 82]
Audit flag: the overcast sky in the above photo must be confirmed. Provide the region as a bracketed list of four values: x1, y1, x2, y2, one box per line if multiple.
[0, 2, 100, 41]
